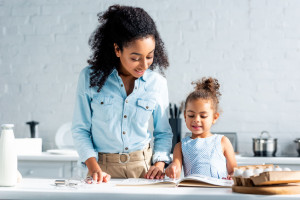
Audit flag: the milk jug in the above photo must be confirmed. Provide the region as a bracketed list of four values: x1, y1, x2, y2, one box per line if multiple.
[0, 124, 17, 186]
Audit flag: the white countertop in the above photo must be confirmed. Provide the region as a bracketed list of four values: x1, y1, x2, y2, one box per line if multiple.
[0, 178, 300, 200]
[236, 155, 300, 165]
[18, 153, 300, 165]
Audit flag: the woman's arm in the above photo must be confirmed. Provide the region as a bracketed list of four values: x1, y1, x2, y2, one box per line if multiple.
[221, 136, 237, 176]
[145, 76, 173, 179]
[165, 142, 183, 179]
[72, 67, 109, 183]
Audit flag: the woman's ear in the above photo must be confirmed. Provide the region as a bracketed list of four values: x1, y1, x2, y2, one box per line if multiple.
[212, 112, 220, 124]
[114, 43, 121, 57]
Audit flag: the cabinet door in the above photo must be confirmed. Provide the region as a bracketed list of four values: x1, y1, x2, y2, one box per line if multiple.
[18, 161, 72, 179]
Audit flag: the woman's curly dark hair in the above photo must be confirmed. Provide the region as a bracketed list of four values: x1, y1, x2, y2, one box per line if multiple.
[87, 4, 169, 92]
[185, 77, 222, 113]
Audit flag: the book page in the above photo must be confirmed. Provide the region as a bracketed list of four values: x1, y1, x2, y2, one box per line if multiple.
[180, 174, 233, 187]
[116, 178, 178, 187]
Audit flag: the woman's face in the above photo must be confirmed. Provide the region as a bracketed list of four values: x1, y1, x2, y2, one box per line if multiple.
[114, 36, 155, 78]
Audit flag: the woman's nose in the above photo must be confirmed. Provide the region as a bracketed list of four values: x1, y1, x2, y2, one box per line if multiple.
[140, 58, 148, 69]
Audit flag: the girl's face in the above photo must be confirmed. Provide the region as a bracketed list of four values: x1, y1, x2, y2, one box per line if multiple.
[114, 36, 155, 78]
[184, 99, 219, 139]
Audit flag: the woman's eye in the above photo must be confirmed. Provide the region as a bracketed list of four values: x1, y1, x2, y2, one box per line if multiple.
[146, 57, 153, 60]
[131, 58, 139, 61]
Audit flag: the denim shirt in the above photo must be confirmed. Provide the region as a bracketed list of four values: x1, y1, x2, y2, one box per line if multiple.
[72, 66, 173, 166]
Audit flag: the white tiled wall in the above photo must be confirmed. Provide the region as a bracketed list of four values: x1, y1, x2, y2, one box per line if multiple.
[1, 0, 300, 156]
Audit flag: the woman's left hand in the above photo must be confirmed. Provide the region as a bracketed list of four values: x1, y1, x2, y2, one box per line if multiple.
[144, 161, 165, 179]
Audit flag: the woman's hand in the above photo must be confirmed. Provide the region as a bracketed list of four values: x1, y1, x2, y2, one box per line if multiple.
[144, 161, 165, 179]
[165, 163, 180, 179]
[85, 157, 111, 183]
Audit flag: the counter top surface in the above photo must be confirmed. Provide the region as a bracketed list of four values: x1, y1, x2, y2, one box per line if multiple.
[0, 178, 300, 200]
[236, 155, 300, 165]
[18, 153, 300, 165]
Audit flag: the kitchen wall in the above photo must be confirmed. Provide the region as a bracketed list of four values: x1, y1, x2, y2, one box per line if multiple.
[1, 0, 300, 155]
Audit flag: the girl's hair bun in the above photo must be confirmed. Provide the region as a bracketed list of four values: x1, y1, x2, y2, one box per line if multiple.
[185, 77, 222, 113]
[192, 77, 221, 98]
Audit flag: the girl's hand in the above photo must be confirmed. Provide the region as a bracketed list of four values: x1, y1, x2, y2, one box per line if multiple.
[85, 157, 111, 183]
[222, 175, 232, 180]
[165, 163, 179, 179]
[144, 161, 165, 179]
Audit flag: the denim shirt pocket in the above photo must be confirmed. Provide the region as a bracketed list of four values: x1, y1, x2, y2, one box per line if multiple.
[91, 95, 114, 122]
[136, 99, 156, 124]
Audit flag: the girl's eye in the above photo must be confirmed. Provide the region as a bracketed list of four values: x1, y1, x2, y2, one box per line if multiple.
[188, 115, 194, 118]
[201, 116, 208, 118]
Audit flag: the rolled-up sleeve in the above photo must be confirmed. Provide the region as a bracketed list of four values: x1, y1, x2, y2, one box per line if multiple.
[152, 77, 173, 164]
[71, 67, 98, 167]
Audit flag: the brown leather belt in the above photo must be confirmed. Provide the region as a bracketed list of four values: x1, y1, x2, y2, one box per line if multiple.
[98, 144, 151, 164]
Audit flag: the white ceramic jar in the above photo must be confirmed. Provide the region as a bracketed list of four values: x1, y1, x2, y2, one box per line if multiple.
[0, 124, 17, 186]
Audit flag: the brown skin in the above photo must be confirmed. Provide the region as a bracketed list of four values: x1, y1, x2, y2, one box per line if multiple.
[164, 142, 182, 179]
[86, 36, 166, 183]
[85, 157, 111, 183]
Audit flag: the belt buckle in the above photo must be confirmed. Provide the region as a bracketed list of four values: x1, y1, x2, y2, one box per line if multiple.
[119, 153, 130, 164]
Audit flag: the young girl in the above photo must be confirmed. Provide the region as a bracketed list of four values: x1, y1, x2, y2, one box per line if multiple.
[165, 77, 237, 179]
[72, 5, 173, 183]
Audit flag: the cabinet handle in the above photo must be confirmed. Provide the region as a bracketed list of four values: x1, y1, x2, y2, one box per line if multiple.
[28, 170, 34, 175]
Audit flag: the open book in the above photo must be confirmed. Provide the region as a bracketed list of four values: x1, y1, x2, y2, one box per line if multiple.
[117, 174, 234, 188]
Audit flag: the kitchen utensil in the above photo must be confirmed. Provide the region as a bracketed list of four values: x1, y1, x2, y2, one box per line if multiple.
[253, 131, 277, 157]
[232, 185, 300, 195]
[26, 121, 39, 138]
[294, 138, 300, 156]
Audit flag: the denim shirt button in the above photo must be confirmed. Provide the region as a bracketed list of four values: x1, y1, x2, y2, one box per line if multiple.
[121, 84, 124, 87]
[124, 115, 127, 118]
[125, 100, 128, 103]
[125, 147, 128, 150]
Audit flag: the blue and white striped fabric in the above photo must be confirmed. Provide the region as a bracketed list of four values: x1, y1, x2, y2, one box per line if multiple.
[181, 134, 227, 179]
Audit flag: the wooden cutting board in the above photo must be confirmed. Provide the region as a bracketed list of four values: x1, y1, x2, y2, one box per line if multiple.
[232, 184, 300, 195]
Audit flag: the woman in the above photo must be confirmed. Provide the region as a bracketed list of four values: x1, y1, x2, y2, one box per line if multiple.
[72, 4, 173, 183]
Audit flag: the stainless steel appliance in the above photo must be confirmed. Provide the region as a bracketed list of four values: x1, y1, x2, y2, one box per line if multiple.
[253, 131, 277, 157]
[294, 138, 300, 156]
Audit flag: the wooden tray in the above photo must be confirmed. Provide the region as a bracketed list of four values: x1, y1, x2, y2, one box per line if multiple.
[232, 184, 300, 195]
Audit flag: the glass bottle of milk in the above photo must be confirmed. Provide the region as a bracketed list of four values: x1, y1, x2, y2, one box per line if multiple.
[0, 124, 17, 186]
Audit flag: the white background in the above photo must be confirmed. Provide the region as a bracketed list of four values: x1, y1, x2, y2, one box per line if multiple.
[1, 0, 300, 156]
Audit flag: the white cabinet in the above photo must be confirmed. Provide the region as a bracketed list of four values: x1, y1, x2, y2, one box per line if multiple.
[18, 154, 83, 179]
[18, 160, 76, 179]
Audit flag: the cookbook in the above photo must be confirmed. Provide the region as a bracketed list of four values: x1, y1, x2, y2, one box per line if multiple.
[117, 174, 234, 187]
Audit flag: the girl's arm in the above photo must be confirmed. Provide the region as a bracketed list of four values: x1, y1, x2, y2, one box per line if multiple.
[165, 142, 183, 179]
[221, 136, 237, 176]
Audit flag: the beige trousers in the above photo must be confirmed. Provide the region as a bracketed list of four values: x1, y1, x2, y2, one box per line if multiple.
[97, 145, 152, 178]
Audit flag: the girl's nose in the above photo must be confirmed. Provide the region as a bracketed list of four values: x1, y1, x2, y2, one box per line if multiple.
[194, 115, 201, 122]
